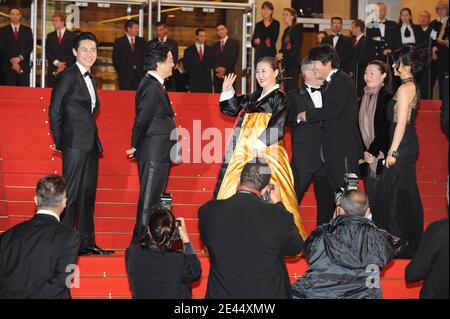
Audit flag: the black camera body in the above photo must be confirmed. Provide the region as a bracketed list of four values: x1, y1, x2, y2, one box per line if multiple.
[160, 193, 173, 210]
[335, 173, 359, 204]
[262, 184, 274, 203]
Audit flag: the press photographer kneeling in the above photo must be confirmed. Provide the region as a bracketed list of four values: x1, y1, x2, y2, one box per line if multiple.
[291, 189, 400, 299]
[125, 204, 202, 299]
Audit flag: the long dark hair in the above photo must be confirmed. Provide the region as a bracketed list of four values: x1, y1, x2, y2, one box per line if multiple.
[398, 7, 413, 25]
[392, 44, 427, 76]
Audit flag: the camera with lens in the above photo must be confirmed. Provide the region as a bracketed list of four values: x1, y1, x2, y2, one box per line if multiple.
[262, 184, 274, 203]
[160, 192, 173, 210]
[335, 173, 359, 205]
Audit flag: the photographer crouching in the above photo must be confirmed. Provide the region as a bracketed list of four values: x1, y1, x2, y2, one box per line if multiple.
[125, 205, 202, 299]
[291, 189, 400, 299]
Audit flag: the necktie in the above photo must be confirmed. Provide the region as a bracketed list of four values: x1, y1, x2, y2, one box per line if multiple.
[57, 31, 62, 45]
[220, 40, 224, 52]
[306, 85, 321, 93]
[130, 38, 135, 52]
[404, 27, 411, 38]
[14, 27, 19, 40]
[199, 46, 203, 62]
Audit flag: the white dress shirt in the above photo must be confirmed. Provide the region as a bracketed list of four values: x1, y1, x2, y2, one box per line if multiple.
[332, 33, 340, 48]
[326, 68, 339, 82]
[305, 84, 323, 108]
[401, 24, 416, 44]
[378, 20, 386, 38]
[36, 209, 60, 222]
[195, 43, 205, 56]
[220, 36, 228, 47]
[126, 32, 136, 46]
[148, 70, 165, 86]
[159, 35, 168, 43]
[76, 62, 96, 113]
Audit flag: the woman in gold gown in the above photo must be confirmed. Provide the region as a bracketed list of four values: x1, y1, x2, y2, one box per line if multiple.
[214, 57, 306, 238]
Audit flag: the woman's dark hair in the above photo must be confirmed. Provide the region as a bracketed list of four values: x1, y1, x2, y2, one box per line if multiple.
[141, 205, 177, 251]
[256, 56, 282, 83]
[144, 41, 170, 71]
[283, 8, 298, 26]
[73, 32, 98, 50]
[262, 1, 274, 11]
[366, 60, 392, 92]
[392, 44, 427, 76]
[308, 44, 340, 69]
[398, 7, 413, 25]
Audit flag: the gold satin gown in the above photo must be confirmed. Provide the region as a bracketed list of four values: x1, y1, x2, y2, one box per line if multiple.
[214, 88, 306, 239]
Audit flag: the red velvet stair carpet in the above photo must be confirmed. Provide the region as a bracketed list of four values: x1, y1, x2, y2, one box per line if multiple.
[0, 87, 448, 299]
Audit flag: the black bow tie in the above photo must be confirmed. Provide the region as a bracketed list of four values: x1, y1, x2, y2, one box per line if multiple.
[378, 21, 385, 25]
[306, 85, 321, 93]
[404, 27, 411, 38]
[83, 71, 91, 78]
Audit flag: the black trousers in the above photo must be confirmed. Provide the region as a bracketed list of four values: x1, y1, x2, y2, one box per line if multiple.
[1, 65, 30, 86]
[61, 148, 99, 248]
[213, 76, 224, 94]
[119, 72, 141, 90]
[363, 174, 381, 210]
[132, 160, 170, 243]
[292, 159, 336, 227]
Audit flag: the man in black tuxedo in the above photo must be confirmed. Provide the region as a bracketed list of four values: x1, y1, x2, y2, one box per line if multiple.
[366, 2, 398, 62]
[148, 21, 179, 91]
[298, 45, 363, 219]
[211, 23, 240, 93]
[126, 42, 178, 243]
[0, 7, 33, 86]
[288, 57, 336, 227]
[112, 19, 146, 90]
[199, 160, 303, 299]
[49, 32, 113, 256]
[0, 174, 80, 299]
[323, 17, 353, 74]
[46, 12, 76, 88]
[350, 19, 374, 97]
[183, 28, 213, 93]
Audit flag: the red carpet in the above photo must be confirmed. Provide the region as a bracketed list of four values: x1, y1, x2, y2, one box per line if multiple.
[0, 87, 448, 299]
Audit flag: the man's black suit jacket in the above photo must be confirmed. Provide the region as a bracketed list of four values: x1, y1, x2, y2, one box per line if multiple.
[131, 74, 177, 162]
[211, 38, 240, 75]
[323, 34, 353, 73]
[366, 20, 398, 60]
[301, 70, 363, 186]
[46, 29, 76, 86]
[49, 64, 102, 152]
[287, 86, 323, 173]
[0, 214, 80, 299]
[352, 35, 374, 96]
[183, 44, 213, 93]
[199, 193, 303, 299]
[113, 35, 146, 90]
[0, 24, 33, 73]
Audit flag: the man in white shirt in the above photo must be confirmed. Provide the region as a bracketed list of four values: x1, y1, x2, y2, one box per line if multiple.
[287, 57, 336, 226]
[0, 174, 80, 299]
[49, 32, 113, 256]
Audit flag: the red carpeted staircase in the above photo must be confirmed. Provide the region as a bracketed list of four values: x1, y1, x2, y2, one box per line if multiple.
[0, 87, 448, 299]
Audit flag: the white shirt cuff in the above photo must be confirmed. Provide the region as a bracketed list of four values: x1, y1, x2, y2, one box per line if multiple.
[53, 59, 60, 66]
[297, 119, 301, 123]
[219, 88, 235, 102]
[254, 139, 267, 151]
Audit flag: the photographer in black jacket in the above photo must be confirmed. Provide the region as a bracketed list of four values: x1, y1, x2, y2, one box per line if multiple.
[292, 190, 398, 299]
[125, 205, 201, 299]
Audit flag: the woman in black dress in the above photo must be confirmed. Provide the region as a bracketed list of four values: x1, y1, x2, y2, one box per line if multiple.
[251, 1, 280, 65]
[276, 8, 303, 92]
[373, 45, 425, 259]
